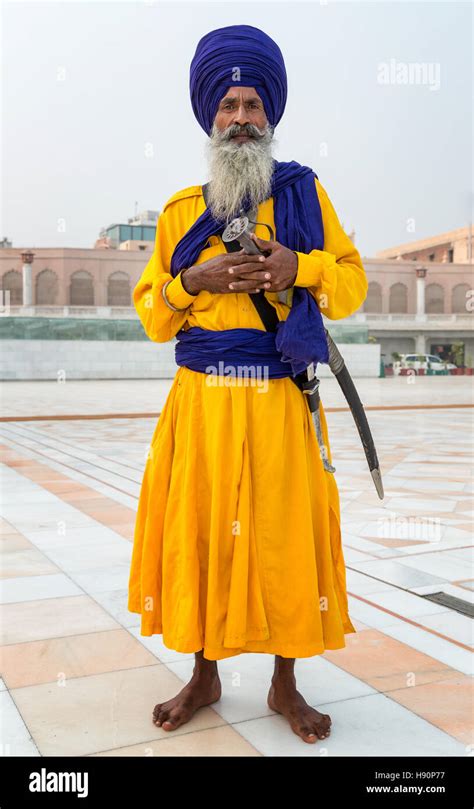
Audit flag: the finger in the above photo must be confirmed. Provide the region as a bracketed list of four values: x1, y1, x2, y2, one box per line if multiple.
[226, 253, 266, 264]
[227, 262, 267, 277]
[228, 279, 272, 291]
[250, 232, 277, 249]
[230, 269, 272, 281]
[229, 261, 271, 273]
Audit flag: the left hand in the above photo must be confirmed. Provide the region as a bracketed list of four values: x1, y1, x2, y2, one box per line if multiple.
[227, 232, 298, 293]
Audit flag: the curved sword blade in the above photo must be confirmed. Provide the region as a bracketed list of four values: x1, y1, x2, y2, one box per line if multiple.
[325, 331, 384, 500]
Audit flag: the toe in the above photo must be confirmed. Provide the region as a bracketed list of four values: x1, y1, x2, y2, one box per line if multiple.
[317, 728, 329, 739]
[317, 719, 331, 739]
[299, 726, 318, 743]
[162, 713, 180, 731]
[156, 710, 170, 728]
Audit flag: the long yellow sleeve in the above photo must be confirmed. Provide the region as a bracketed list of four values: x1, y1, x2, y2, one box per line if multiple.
[132, 207, 197, 343]
[292, 179, 368, 320]
[133, 179, 369, 341]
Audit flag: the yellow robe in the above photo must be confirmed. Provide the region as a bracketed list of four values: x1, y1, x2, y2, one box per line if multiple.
[127, 177, 368, 660]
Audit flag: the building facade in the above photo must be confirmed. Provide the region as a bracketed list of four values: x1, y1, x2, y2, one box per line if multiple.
[375, 225, 472, 265]
[1, 246, 472, 368]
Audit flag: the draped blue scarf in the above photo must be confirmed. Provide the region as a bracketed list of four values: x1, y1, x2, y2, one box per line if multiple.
[169, 159, 329, 377]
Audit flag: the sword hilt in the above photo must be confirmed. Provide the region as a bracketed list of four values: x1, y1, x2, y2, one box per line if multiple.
[221, 216, 275, 254]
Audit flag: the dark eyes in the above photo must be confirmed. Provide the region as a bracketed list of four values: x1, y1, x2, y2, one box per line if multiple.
[222, 103, 259, 110]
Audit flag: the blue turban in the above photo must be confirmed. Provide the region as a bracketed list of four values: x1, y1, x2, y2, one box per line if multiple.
[189, 24, 288, 136]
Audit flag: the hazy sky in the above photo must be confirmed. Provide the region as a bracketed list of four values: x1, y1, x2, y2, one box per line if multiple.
[2, 1, 472, 258]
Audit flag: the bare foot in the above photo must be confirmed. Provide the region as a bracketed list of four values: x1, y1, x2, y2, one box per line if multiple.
[267, 677, 332, 744]
[152, 670, 222, 731]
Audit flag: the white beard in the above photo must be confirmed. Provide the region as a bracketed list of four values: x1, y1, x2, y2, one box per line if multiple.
[204, 121, 276, 223]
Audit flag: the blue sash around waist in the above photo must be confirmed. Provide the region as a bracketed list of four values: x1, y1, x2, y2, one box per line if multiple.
[175, 312, 328, 378]
[175, 326, 290, 378]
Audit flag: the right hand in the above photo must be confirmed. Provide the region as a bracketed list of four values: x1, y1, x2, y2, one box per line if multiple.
[181, 250, 272, 295]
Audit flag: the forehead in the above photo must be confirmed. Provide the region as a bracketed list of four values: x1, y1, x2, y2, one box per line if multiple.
[219, 86, 262, 103]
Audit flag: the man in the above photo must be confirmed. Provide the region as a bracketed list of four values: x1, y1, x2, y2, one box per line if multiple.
[128, 24, 368, 744]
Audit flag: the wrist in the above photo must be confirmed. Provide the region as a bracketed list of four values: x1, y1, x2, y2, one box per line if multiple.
[181, 268, 200, 296]
[289, 251, 298, 286]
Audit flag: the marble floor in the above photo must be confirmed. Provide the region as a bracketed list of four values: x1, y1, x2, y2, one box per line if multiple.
[0, 377, 472, 757]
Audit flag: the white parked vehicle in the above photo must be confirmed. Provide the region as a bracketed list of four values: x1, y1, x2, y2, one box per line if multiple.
[393, 353, 457, 375]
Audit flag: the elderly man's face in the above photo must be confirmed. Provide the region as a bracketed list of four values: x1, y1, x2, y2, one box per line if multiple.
[214, 86, 268, 142]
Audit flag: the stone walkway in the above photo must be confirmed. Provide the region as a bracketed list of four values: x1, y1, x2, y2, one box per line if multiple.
[0, 377, 472, 756]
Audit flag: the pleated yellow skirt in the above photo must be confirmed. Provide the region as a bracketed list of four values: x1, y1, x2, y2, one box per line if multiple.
[127, 365, 356, 660]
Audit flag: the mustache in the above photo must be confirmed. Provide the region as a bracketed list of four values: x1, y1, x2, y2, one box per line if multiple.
[222, 123, 264, 141]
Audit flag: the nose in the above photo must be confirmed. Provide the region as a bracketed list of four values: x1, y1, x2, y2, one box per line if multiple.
[232, 101, 251, 127]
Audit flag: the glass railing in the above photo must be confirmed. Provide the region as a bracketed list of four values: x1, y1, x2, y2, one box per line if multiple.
[0, 317, 148, 341]
[325, 323, 369, 343]
[0, 316, 369, 344]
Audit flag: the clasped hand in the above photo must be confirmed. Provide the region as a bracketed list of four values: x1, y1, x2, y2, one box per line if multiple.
[181, 233, 298, 295]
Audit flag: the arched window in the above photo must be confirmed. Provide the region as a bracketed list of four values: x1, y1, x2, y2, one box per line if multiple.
[389, 282, 408, 313]
[70, 270, 94, 306]
[426, 283, 444, 314]
[451, 284, 471, 314]
[364, 281, 382, 313]
[107, 271, 131, 306]
[2, 270, 22, 305]
[36, 269, 58, 305]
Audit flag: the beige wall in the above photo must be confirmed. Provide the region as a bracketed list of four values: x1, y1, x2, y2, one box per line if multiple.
[360, 258, 472, 314]
[0, 247, 154, 307]
[1, 247, 472, 315]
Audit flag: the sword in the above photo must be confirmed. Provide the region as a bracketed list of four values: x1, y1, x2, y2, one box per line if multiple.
[222, 215, 385, 500]
[323, 331, 384, 499]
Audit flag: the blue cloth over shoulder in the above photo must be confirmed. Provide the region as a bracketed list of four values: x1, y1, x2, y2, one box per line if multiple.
[170, 159, 329, 378]
[171, 24, 329, 379]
